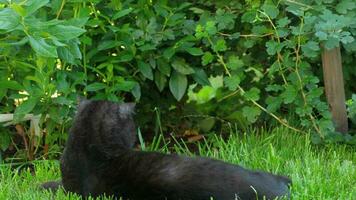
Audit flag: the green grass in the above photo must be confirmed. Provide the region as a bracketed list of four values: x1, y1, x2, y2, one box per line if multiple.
[0, 127, 355, 199]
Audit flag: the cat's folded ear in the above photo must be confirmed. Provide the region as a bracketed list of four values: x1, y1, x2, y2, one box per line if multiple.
[119, 102, 136, 117]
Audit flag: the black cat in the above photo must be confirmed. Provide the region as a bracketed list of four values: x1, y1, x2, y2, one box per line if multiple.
[42, 100, 291, 200]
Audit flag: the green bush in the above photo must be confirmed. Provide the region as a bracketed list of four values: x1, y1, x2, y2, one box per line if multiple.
[0, 0, 355, 162]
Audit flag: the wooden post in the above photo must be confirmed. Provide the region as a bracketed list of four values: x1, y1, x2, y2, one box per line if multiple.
[321, 46, 348, 133]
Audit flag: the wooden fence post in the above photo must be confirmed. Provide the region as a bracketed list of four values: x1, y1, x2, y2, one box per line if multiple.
[321, 46, 348, 133]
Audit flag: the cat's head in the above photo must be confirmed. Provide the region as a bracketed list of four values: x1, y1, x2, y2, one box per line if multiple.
[70, 99, 137, 157]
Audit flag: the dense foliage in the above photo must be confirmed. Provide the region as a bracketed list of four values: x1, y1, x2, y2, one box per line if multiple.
[0, 0, 355, 162]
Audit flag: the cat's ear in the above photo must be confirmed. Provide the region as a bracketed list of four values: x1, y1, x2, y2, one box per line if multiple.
[119, 102, 136, 117]
[76, 96, 88, 105]
[76, 96, 91, 112]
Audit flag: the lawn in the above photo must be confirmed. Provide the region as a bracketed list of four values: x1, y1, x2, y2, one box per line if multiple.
[0, 127, 355, 199]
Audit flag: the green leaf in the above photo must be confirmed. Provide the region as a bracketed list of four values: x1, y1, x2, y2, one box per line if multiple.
[58, 46, 75, 64]
[244, 87, 260, 101]
[169, 71, 187, 101]
[216, 8, 235, 30]
[336, 0, 356, 14]
[0, 8, 20, 31]
[265, 84, 283, 92]
[281, 85, 298, 104]
[324, 37, 340, 49]
[97, 40, 121, 51]
[157, 58, 171, 76]
[301, 41, 320, 58]
[277, 17, 291, 28]
[315, 31, 328, 40]
[138, 61, 153, 80]
[241, 10, 256, 23]
[186, 47, 204, 56]
[266, 96, 282, 112]
[28, 36, 58, 58]
[49, 25, 86, 40]
[187, 85, 216, 104]
[163, 47, 175, 60]
[192, 68, 210, 86]
[224, 75, 241, 91]
[14, 97, 38, 122]
[171, 58, 195, 75]
[11, 4, 26, 17]
[0, 80, 23, 90]
[131, 83, 141, 100]
[112, 8, 133, 20]
[205, 21, 217, 35]
[202, 52, 214, 66]
[213, 39, 227, 52]
[154, 71, 167, 92]
[242, 106, 261, 123]
[0, 130, 12, 151]
[85, 83, 107, 92]
[113, 80, 136, 92]
[226, 55, 244, 70]
[209, 76, 224, 89]
[24, 0, 49, 16]
[262, 3, 279, 19]
[265, 40, 283, 55]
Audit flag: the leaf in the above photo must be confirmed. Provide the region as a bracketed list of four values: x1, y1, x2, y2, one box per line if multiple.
[241, 10, 256, 23]
[154, 71, 167, 92]
[265, 40, 283, 55]
[262, 3, 279, 19]
[97, 40, 121, 51]
[49, 25, 86, 40]
[216, 8, 236, 30]
[226, 55, 244, 70]
[58, 46, 75, 64]
[169, 71, 187, 101]
[24, 0, 49, 16]
[0, 80, 23, 90]
[163, 47, 175, 60]
[187, 85, 216, 104]
[244, 87, 260, 101]
[315, 31, 328, 40]
[205, 21, 217, 35]
[266, 96, 282, 112]
[14, 97, 38, 121]
[138, 61, 153, 80]
[324, 37, 340, 50]
[131, 83, 141, 100]
[277, 17, 291, 28]
[224, 75, 241, 91]
[336, 0, 356, 14]
[157, 58, 171, 76]
[209, 76, 223, 89]
[0, 8, 20, 31]
[112, 8, 133, 20]
[186, 47, 204, 56]
[202, 52, 214, 66]
[213, 39, 227, 52]
[192, 68, 210, 86]
[281, 85, 297, 104]
[113, 80, 136, 92]
[11, 4, 26, 17]
[301, 41, 320, 58]
[242, 106, 261, 123]
[28, 36, 58, 58]
[0, 130, 11, 151]
[171, 58, 195, 75]
[85, 83, 107, 92]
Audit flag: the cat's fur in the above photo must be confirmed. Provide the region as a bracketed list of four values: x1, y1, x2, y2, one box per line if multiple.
[42, 100, 291, 200]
